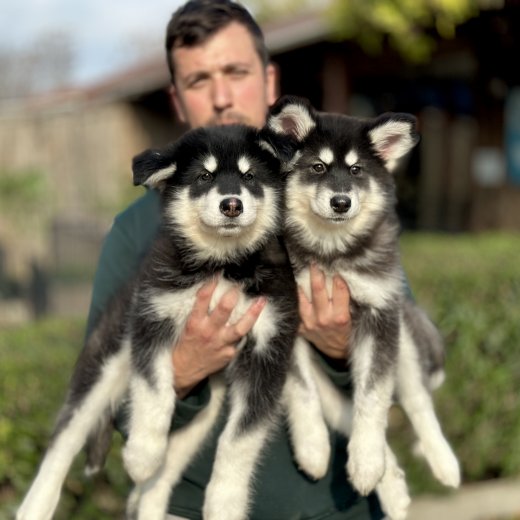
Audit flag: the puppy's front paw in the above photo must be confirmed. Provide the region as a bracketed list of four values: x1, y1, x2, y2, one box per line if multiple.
[123, 436, 167, 483]
[347, 434, 385, 495]
[204, 479, 248, 520]
[429, 443, 461, 488]
[292, 421, 331, 480]
[376, 464, 410, 520]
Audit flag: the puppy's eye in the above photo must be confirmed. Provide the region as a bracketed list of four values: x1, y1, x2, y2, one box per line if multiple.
[350, 165, 362, 176]
[312, 163, 326, 174]
[200, 171, 213, 182]
[242, 172, 254, 181]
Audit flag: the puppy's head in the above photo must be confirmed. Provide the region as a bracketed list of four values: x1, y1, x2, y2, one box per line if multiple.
[133, 125, 284, 262]
[266, 96, 419, 246]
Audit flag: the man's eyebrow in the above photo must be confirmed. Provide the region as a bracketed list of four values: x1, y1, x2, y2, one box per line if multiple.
[224, 61, 251, 69]
[183, 70, 211, 84]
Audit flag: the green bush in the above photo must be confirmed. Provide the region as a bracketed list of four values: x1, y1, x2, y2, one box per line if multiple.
[1, 232, 519, 517]
[0, 318, 129, 519]
[389, 232, 520, 495]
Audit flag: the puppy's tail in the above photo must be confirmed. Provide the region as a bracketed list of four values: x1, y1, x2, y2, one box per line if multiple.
[84, 410, 114, 477]
[402, 298, 446, 391]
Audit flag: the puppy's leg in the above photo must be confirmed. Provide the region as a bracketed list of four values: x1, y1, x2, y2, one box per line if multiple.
[397, 324, 460, 488]
[203, 319, 293, 520]
[203, 383, 274, 520]
[376, 445, 410, 520]
[284, 338, 330, 480]
[17, 346, 131, 520]
[133, 375, 227, 520]
[123, 347, 176, 483]
[348, 334, 396, 495]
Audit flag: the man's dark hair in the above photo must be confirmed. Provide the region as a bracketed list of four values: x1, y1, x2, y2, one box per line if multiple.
[165, 0, 270, 84]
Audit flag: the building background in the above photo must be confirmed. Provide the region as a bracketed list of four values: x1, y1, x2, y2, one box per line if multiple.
[1, 2, 519, 319]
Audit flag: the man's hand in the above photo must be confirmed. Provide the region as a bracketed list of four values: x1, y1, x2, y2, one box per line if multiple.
[172, 277, 266, 398]
[298, 264, 352, 360]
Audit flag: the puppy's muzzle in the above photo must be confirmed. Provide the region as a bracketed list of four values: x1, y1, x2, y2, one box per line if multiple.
[330, 195, 351, 213]
[220, 197, 243, 218]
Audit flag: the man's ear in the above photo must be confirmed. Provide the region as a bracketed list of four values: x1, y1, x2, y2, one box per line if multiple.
[265, 63, 279, 107]
[132, 144, 178, 189]
[267, 95, 316, 142]
[367, 113, 420, 173]
[169, 84, 187, 124]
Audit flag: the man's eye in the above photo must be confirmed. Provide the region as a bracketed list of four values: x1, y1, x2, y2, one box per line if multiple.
[188, 76, 208, 89]
[313, 163, 326, 174]
[229, 68, 249, 79]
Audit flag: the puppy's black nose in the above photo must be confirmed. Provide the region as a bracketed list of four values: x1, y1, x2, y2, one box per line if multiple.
[220, 197, 243, 217]
[330, 195, 351, 213]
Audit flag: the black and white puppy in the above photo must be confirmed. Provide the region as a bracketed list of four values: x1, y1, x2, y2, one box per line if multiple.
[267, 96, 460, 519]
[17, 124, 299, 520]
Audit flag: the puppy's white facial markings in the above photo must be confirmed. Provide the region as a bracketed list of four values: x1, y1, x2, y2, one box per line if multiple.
[204, 155, 218, 173]
[345, 150, 359, 168]
[238, 156, 251, 174]
[258, 140, 277, 157]
[319, 147, 334, 165]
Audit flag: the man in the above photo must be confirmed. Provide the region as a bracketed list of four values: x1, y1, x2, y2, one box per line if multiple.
[86, 1, 384, 518]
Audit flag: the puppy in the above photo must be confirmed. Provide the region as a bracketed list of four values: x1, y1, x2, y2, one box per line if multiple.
[17, 124, 298, 520]
[267, 96, 460, 519]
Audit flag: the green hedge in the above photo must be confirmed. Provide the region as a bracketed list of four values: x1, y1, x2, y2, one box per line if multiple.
[391, 232, 520, 495]
[0, 319, 129, 519]
[1, 232, 519, 517]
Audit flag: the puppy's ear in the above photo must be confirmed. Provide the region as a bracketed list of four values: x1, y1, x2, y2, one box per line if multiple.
[267, 95, 316, 142]
[368, 113, 420, 173]
[132, 144, 178, 189]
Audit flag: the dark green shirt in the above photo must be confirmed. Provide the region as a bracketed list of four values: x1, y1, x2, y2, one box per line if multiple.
[86, 189, 384, 520]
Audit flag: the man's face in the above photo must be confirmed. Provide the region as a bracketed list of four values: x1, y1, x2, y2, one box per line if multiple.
[170, 22, 277, 130]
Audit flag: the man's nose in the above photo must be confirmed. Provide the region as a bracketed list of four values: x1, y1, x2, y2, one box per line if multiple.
[212, 76, 232, 111]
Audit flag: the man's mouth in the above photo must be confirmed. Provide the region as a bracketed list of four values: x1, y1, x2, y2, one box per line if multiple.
[210, 112, 249, 126]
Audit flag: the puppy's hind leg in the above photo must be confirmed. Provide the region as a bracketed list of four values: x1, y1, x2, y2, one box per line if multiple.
[203, 385, 275, 520]
[348, 335, 396, 496]
[376, 445, 410, 520]
[397, 324, 460, 488]
[284, 338, 330, 480]
[203, 325, 294, 520]
[85, 409, 113, 476]
[123, 347, 176, 484]
[133, 375, 227, 520]
[17, 345, 131, 520]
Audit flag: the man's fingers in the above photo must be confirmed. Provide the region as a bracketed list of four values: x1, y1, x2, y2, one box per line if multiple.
[190, 277, 219, 320]
[297, 287, 314, 327]
[309, 264, 330, 316]
[209, 286, 239, 325]
[232, 296, 266, 338]
[331, 275, 351, 324]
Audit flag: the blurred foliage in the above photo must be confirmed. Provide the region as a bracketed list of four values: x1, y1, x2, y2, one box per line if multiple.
[0, 318, 129, 519]
[389, 232, 520, 495]
[325, 0, 485, 62]
[0, 169, 47, 215]
[249, 0, 502, 62]
[248, 0, 317, 21]
[1, 232, 519, 517]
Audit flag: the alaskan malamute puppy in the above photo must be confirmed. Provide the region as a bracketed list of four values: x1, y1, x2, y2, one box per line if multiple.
[267, 96, 460, 520]
[17, 124, 298, 520]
